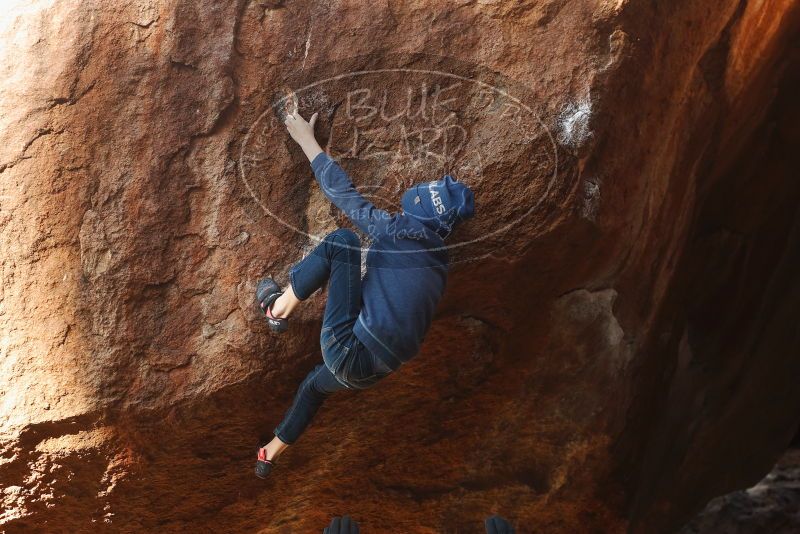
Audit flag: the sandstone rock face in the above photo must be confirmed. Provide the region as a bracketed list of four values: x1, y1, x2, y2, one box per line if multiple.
[1, 0, 798, 532]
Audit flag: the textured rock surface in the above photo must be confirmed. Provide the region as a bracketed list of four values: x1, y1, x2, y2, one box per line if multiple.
[680, 448, 800, 534]
[1, 0, 799, 532]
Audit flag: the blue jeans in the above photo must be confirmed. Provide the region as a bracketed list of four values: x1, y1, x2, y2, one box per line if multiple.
[273, 229, 393, 445]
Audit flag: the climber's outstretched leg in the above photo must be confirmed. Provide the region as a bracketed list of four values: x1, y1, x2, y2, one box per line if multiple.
[256, 362, 347, 478]
[256, 228, 364, 478]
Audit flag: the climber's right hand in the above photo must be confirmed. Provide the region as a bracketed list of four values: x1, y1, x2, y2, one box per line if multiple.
[285, 110, 323, 162]
[284, 110, 318, 146]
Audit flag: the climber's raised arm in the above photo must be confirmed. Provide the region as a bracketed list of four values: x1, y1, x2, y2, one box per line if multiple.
[284, 111, 394, 237]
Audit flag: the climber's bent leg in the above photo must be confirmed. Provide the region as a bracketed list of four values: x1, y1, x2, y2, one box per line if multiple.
[273, 362, 348, 445]
[288, 228, 361, 301]
[317, 229, 362, 336]
[269, 228, 360, 319]
[302, 228, 387, 390]
[271, 228, 361, 320]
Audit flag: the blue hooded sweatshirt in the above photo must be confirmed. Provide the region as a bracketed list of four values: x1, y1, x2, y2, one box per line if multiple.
[309, 152, 474, 371]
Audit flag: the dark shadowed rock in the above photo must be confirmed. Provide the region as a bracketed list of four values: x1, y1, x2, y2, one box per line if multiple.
[680, 450, 800, 534]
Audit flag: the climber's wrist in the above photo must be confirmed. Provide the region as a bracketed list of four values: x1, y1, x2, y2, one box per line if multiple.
[299, 138, 323, 163]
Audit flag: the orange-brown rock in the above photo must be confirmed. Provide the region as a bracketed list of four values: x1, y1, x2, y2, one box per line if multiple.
[1, 0, 798, 532]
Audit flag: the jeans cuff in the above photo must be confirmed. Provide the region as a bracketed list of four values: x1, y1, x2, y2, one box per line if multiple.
[273, 427, 295, 445]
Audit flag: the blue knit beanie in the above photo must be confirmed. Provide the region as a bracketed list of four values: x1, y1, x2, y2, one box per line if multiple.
[400, 175, 475, 238]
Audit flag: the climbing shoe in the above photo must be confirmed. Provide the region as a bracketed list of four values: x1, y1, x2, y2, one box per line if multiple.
[256, 278, 288, 333]
[255, 444, 275, 479]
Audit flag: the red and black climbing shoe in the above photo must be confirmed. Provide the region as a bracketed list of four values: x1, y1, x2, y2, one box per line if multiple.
[255, 444, 275, 479]
[256, 278, 288, 333]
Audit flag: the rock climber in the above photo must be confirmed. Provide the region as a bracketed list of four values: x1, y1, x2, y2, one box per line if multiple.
[254, 109, 474, 479]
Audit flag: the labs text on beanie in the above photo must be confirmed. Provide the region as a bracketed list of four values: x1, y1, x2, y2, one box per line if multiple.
[401, 175, 475, 238]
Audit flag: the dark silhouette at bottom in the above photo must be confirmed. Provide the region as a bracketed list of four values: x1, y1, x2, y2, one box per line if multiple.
[321, 514, 516, 533]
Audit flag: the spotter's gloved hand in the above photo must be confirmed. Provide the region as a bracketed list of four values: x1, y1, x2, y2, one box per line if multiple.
[322, 515, 359, 534]
[484, 514, 515, 534]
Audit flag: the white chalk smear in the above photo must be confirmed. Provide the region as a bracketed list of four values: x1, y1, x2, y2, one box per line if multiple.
[557, 98, 592, 148]
[301, 26, 312, 71]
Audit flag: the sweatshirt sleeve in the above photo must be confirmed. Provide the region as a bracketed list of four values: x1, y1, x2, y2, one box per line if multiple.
[310, 151, 395, 237]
